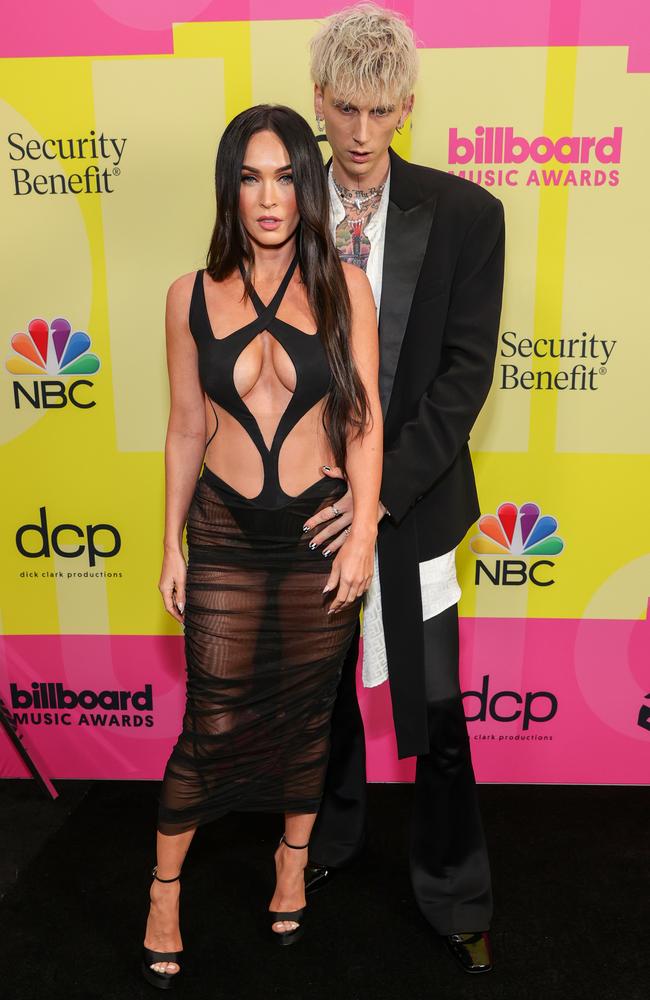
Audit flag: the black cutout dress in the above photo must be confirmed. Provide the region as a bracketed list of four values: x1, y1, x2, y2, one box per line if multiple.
[157, 257, 362, 834]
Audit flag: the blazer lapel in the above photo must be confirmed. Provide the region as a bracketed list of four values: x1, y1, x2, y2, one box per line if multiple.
[378, 148, 437, 418]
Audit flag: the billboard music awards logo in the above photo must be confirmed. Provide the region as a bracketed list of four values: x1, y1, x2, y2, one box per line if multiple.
[6, 316, 101, 409]
[9, 681, 154, 729]
[447, 126, 622, 187]
[7, 129, 126, 196]
[470, 502, 564, 587]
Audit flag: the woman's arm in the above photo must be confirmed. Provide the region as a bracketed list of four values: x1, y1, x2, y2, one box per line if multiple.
[324, 263, 383, 614]
[159, 274, 207, 622]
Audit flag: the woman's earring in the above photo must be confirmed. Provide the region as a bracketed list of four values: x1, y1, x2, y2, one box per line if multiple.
[316, 116, 325, 133]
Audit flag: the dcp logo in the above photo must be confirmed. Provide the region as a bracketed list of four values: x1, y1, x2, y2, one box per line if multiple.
[16, 506, 121, 566]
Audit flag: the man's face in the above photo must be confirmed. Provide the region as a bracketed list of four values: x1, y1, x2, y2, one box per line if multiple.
[315, 84, 413, 184]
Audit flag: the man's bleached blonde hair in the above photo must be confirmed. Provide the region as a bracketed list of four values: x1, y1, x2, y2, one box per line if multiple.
[310, 2, 418, 106]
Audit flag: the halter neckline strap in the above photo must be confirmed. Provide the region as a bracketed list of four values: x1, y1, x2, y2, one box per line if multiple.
[238, 255, 299, 318]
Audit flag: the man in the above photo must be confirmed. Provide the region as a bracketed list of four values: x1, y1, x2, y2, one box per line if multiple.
[301, 3, 506, 975]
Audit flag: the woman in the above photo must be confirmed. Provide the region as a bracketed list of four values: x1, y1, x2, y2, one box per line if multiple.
[141, 104, 382, 988]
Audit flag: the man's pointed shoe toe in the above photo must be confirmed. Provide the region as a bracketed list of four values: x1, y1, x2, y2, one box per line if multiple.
[304, 862, 334, 895]
[445, 931, 493, 973]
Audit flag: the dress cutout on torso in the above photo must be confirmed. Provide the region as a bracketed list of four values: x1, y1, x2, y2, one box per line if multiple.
[189, 255, 332, 507]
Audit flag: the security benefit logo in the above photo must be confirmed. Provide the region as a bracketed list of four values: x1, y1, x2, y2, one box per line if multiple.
[470, 502, 564, 587]
[498, 330, 616, 392]
[9, 682, 154, 730]
[7, 129, 126, 196]
[6, 316, 101, 409]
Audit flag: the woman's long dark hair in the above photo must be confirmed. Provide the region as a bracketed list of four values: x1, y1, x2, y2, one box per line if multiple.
[206, 104, 370, 472]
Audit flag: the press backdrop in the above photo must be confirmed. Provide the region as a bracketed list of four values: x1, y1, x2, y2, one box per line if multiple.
[1, 1, 649, 784]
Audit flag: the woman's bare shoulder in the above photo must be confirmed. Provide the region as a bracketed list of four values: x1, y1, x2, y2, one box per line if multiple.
[340, 261, 375, 313]
[167, 270, 199, 302]
[165, 271, 200, 326]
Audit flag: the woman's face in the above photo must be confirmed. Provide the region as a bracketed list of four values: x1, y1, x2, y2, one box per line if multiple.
[239, 130, 299, 248]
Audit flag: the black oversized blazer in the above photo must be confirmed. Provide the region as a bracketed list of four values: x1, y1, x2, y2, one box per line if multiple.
[359, 146, 506, 759]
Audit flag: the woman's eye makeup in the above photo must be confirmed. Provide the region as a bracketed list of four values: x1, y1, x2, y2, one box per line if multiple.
[240, 173, 293, 185]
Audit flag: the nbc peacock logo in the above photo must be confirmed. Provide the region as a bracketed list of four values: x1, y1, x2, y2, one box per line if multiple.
[470, 502, 564, 588]
[6, 317, 100, 410]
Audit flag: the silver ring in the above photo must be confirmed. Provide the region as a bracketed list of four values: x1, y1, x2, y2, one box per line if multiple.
[331, 505, 342, 517]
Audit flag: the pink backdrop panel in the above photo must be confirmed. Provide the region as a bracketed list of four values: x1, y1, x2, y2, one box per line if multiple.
[0, 634, 185, 780]
[2, 613, 648, 783]
[1, 1, 649, 71]
[362, 613, 650, 784]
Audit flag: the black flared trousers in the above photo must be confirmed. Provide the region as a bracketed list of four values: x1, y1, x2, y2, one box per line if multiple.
[310, 603, 493, 935]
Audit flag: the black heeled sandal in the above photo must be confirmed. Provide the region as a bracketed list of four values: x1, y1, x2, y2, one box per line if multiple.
[141, 865, 184, 990]
[269, 834, 309, 946]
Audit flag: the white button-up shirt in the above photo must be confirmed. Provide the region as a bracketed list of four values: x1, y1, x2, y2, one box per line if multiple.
[328, 165, 461, 688]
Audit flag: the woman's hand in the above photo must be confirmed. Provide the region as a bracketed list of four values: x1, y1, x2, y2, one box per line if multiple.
[304, 466, 388, 555]
[322, 526, 376, 615]
[159, 546, 187, 624]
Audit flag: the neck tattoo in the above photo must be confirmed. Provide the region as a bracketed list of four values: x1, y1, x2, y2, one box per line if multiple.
[332, 172, 387, 272]
[332, 174, 386, 211]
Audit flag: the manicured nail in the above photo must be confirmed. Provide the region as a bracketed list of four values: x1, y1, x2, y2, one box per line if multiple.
[309, 541, 318, 550]
[177, 603, 184, 613]
[322, 585, 330, 593]
[322, 465, 331, 471]
[302, 524, 310, 532]
[323, 549, 331, 557]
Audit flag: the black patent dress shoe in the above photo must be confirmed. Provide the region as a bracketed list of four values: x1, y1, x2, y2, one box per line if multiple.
[304, 862, 335, 895]
[445, 931, 493, 973]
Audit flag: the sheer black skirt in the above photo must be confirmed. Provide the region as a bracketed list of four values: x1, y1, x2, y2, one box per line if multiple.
[157, 466, 362, 836]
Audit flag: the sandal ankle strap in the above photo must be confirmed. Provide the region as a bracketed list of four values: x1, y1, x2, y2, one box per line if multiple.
[152, 864, 181, 883]
[280, 833, 309, 850]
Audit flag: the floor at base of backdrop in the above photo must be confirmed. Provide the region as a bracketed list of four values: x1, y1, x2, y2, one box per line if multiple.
[0, 780, 646, 1000]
